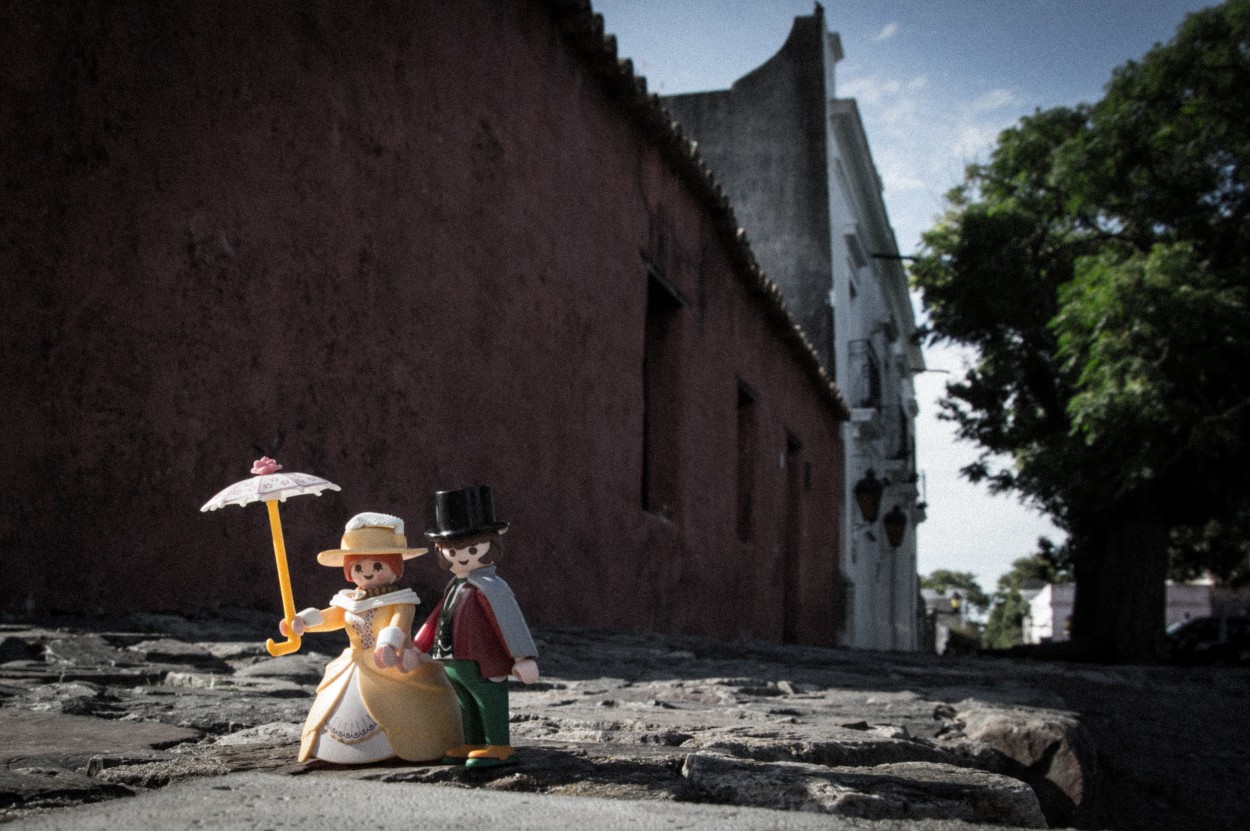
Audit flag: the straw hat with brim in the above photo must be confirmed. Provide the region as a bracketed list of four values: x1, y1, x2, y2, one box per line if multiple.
[317, 525, 429, 567]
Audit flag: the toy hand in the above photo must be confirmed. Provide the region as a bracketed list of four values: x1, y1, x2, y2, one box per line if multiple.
[279, 615, 306, 637]
[375, 644, 399, 668]
[399, 648, 422, 673]
[511, 658, 540, 685]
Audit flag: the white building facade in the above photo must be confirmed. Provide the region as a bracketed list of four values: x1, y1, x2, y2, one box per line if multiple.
[664, 8, 925, 649]
[828, 97, 926, 651]
[1025, 582, 1216, 644]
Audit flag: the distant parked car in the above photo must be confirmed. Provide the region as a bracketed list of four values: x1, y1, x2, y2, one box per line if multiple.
[1166, 616, 1250, 664]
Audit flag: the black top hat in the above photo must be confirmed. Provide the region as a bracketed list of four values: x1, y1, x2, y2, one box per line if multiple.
[426, 484, 510, 540]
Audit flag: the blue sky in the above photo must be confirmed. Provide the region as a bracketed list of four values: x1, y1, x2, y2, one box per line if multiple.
[593, 0, 1219, 592]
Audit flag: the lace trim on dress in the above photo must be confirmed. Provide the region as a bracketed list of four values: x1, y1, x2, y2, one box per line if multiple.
[347, 609, 377, 649]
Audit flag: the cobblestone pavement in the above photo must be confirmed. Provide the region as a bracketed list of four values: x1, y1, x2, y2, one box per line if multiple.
[1, 612, 1247, 829]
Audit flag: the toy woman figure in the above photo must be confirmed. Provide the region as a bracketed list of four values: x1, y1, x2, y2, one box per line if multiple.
[279, 512, 463, 764]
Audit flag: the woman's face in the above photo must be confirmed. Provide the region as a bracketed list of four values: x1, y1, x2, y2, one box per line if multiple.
[349, 558, 397, 589]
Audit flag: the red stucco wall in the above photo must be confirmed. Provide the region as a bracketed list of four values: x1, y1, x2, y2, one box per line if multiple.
[1, 0, 845, 645]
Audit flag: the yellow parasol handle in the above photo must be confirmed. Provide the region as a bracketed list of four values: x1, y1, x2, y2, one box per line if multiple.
[264, 499, 302, 656]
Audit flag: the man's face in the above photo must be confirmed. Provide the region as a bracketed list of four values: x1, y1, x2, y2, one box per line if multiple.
[439, 539, 492, 578]
[349, 558, 397, 589]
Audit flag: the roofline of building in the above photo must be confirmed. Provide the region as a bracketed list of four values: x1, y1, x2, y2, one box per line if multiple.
[546, 0, 851, 420]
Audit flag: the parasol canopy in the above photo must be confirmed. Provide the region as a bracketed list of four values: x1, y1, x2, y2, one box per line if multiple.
[201, 460, 340, 512]
[200, 457, 340, 656]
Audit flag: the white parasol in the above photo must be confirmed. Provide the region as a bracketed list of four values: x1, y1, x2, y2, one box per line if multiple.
[201, 457, 341, 656]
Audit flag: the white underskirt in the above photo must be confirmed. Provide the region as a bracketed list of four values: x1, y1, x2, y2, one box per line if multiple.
[309, 664, 395, 764]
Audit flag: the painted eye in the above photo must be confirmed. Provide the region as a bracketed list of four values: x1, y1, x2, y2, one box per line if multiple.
[469, 546, 479, 556]
[353, 563, 363, 572]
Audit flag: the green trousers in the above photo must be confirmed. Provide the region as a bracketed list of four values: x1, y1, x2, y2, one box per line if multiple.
[442, 659, 510, 746]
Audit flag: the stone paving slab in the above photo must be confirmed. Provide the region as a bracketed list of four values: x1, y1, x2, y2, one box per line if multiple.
[1, 614, 1248, 829]
[0, 710, 200, 768]
[3, 770, 1042, 831]
[0, 768, 132, 815]
[682, 753, 1045, 827]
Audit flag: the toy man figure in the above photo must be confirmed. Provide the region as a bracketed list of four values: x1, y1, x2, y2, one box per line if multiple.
[414, 485, 539, 768]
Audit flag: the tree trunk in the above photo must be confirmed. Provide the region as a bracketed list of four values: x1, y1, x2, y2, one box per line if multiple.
[1070, 515, 1168, 663]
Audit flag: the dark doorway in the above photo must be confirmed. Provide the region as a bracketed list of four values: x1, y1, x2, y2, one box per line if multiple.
[641, 268, 685, 519]
[782, 431, 804, 643]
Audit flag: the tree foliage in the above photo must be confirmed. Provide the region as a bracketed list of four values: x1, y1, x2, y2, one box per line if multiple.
[912, 0, 1250, 659]
[983, 538, 1074, 649]
[920, 569, 990, 613]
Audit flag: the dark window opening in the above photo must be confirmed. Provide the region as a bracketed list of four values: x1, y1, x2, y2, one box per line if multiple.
[735, 380, 758, 542]
[890, 404, 912, 461]
[782, 430, 804, 643]
[642, 269, 685, 518]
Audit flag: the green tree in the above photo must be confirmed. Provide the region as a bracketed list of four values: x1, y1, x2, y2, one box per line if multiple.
[920, 569, 990, 614]
[912, 0, 1250, 661]
[983, 539, 1074, 649]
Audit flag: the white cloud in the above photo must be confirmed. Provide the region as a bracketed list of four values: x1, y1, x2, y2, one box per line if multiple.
[954, 122, 1007, 160]
[840, 75, 1023, 229]
[874, 22, 899, 41]
[874, 151, 928, 194]
[945, 89, 1023, 163]
[838, 76, 900, 106]
[968, 87, 1018, 114]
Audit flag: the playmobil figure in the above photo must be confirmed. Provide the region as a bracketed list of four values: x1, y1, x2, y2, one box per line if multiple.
[280, 512, 462, 764]
[414, 485, 539, 768]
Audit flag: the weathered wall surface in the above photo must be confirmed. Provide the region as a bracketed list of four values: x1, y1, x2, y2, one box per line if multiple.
[1, 0, 845, 645]
[665, 15, 834, 369]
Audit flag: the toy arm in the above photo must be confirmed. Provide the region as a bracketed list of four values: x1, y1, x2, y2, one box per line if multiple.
[384, 603, 416, 633]
[375, 604, 419, 670]
[474, 592, 540, 683]
[279, 605, 344, 637]
[306, 605, 346, 633]
[413, 605, 440, 653]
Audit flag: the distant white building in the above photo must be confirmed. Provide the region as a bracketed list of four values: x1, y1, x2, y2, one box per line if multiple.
[1023, 584, 1074, 644]
[663, 7, 925, 650]
[1024, 582, 1216, 644]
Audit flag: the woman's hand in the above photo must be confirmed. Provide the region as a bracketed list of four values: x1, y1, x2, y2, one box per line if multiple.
[375, 625, 408, 669]
[278, 615, 307, 637]
[278, 607, 322, 638]
[374, 644, 399, 668]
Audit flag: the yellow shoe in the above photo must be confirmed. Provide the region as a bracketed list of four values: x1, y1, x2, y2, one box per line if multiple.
[441, 744, 486, 765]
[465, 744, 518, 768]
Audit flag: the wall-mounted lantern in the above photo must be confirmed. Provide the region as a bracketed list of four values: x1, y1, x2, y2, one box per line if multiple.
[883, 504, 907, 548]
[853, 469, 885, 523]
[949, 591, 963, 613]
